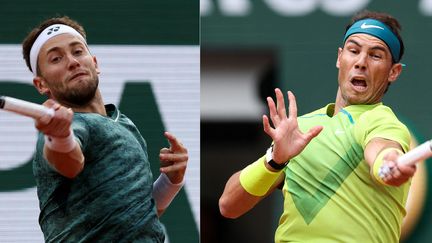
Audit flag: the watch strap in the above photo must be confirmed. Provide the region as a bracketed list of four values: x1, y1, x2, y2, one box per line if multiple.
[266, 146, 289, 170]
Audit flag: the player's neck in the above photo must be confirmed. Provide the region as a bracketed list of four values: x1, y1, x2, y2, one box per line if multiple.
[334, 88, 346, 116]
[69, 89, 107, 115]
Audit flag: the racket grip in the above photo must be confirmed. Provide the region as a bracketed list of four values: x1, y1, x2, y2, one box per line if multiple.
[0, 96, 54, 124]
[397, 140, 432, 166]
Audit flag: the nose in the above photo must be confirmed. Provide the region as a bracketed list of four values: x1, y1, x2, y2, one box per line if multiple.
[354, 53, 367, 70]
[67, 54, 80, 70]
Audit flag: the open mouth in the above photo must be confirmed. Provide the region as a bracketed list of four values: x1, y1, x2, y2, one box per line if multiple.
[351, 77, 367, 91]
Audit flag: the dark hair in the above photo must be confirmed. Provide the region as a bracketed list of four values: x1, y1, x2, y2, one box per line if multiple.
[344, 10, 404, 63]
[22, 16, 87, 74]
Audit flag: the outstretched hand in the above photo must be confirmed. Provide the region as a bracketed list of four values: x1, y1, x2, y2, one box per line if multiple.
[263, 89, 323, 164]
[159, 132, 188, 184]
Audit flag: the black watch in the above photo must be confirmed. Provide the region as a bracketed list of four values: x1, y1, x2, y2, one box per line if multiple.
[266, 146, 289, 170]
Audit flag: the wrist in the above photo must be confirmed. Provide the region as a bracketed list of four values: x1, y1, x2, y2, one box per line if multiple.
[372, 147, 403, 185]
[153, 173, 184, 210]
[239, 156, 283, 196]
[266, 145, 289, 171]
[44, 129, 77, 153]
[166, 173, 185, 185]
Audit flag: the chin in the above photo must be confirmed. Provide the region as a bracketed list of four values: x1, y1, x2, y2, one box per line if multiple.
[345, 96, 367, 105]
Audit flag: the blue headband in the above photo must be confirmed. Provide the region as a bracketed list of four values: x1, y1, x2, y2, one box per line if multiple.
[343, 18, 401, 63]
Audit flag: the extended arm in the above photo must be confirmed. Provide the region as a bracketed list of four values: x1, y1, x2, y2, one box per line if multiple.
[219, 169, 284, 218]
[36, 100, 84, 178]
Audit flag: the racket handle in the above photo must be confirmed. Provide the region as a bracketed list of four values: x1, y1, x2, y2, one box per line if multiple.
[0, 96, 54, 124]
[397, 140, 432, 166]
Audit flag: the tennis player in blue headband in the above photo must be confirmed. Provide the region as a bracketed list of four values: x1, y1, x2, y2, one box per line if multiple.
[220, 10, 417, 243]
[343, 18, 403, 63]
[343, 18, 402, 63]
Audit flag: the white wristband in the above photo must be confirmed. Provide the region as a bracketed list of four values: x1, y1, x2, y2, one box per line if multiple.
[44, 129, 77, 153]
[152, 173, 184, 211]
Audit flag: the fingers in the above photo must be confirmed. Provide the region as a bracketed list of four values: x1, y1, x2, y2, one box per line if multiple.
[159, 152, 189, 164]
[35, 102, 73, 138]
[398, 163, 417, 176]
[160, 132, 189, 170]
[42, 99, 60, 109]
[305, 126, 324, 142]
[388, 162, 402, 179]
[266, 89, 296, 128]
[383, 150, 416, 177]
[380, 161, 396, 182]
[160, 161, 187, 174]
[164, 131, 176, 144]
[275, 88, 287, 119]
[160, 147, 170, 154]
[264, 89, 306, 143]
[164, 132, 187, 153]
[287, 91, 298, 120]
[159, 139, 188, 182]
[267, 97, 279, 126]
[262, 115, 275, 138]
[381, 160, 416, 186]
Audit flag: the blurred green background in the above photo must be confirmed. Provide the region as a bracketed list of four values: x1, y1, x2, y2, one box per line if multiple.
[201, 1, 432, 242]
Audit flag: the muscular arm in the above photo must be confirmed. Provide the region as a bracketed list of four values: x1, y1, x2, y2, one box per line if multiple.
[219, 170, 285, 219]
[44, 141, 84, 178]
[364, 137, 403, 166]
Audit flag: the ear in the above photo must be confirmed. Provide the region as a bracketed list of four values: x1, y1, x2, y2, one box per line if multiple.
[93, 56, 100, 74]
[336, 47, 342, 69]
[33, 77, 50, 95]
[388, 63, 402, 83]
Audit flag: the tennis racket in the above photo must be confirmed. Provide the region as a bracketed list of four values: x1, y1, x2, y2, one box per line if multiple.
[0, 96, 54, 124]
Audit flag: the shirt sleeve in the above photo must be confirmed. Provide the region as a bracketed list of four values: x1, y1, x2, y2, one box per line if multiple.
[71, 116, 90, 153]
[353, 105, 411, 152]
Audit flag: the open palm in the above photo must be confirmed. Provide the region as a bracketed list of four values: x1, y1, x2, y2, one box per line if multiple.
[263, 89, 323, 164]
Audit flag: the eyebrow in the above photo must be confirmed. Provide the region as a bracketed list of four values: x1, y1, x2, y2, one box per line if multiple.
[346, 39, 388, 53]
[45, 41, 85, 55]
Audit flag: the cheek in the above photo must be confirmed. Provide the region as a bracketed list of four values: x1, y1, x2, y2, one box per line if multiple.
[45, 72, 66, 88]
[338, 64, 349, 82]
[372, 67, 390, 84]
[44, 65, 63, 78]
[338, 57, 351, 73]
[50, 73, 64, 85]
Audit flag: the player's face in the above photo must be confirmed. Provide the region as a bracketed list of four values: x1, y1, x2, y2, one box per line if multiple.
[336, 33, 402, 106]
[34, 34, 100, 107]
